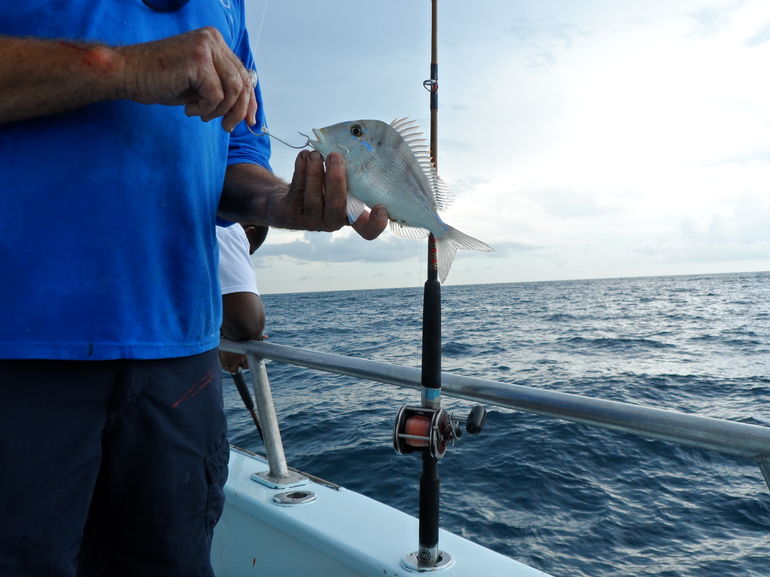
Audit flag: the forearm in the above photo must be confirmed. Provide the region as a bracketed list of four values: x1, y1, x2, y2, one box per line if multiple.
[220, 154, 389, 238]
[221, 293, 265, 340]
[219, 162, 293, 228]
[0, 28, 256, 130]
[0, 35, 125, 123]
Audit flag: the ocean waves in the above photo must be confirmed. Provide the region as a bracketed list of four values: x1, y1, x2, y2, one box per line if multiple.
[226, 271, 770, 577]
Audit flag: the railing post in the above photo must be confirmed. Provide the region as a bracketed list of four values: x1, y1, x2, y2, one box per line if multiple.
[246, 354, 305, 487]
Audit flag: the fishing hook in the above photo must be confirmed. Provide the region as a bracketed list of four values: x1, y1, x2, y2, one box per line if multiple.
[246, 124, 311, 150]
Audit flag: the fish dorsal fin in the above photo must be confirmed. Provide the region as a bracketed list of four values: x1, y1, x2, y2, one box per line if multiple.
[389, 220, 430, 240]
[390, 117, 453, 211]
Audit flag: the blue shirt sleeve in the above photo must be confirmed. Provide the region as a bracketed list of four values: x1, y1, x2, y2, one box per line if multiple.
[228, 22, 272, 170]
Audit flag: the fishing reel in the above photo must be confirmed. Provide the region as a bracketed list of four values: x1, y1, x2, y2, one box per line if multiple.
[393, 404, 487, 460]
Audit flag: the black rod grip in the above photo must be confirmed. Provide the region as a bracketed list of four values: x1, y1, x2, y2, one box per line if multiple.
[419, 453, 440, 549]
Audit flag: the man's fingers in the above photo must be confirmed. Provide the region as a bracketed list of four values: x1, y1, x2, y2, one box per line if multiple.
[351, 205, 389, 240]
[220, 76, 252, 131]
[201, 65, 240, 122]
[284, 151, 387, 238]
[246, 84, 258, 126]
[322, 153, 347, 230]
[302, 151, 326, 229]
[289, 150, 308, 201]
[183, 75, 224, 119]
[285, 151, 343, 232]
[206, 54, 252, 129]
[135, 28, 256, 130]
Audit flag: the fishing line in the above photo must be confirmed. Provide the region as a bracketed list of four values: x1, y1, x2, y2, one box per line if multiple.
[252, 0, 269, 51]
[245, 68, 310, 149]
[246, 123, 310, 149]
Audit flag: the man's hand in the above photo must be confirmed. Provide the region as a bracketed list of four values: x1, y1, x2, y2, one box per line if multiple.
[220, 156, 389, 240]
[281, 150, 389, 238]
[118, 27, 256, 132]
[219, 351, 248, 374]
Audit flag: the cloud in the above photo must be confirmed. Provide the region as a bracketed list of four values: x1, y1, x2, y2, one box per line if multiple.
[680, 194, 770, 245]
[257, 231, 419, 265]
[688, 2, 744, 37]
[746, 22, 770, 46]
[628, 192, 770, 267]
[488, 239, 544, 254]
[715, 146, 770, 166]
[503, 16, 590, 70]
[527, 188, 619, 219]
[449, 176, 492, 196]
[254, 228, 539, 269]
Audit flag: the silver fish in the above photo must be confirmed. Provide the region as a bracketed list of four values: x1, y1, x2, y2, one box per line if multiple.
[309, 118, 492, 282]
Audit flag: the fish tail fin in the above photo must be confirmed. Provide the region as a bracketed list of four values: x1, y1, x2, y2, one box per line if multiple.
[435, 227, 494, 283]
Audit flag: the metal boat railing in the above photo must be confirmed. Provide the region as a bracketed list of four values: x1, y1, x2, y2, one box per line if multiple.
[220, 339, 770, 491]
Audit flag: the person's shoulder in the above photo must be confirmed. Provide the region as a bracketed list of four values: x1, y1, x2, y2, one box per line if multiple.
[217, 223, 242, 239]
[217, 224, 250, 251]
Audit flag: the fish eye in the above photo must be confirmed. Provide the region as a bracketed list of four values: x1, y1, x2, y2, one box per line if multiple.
[350, 124, 363, 137]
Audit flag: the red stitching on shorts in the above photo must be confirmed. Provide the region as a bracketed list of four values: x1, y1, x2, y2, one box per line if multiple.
[172, 370, 214, 408]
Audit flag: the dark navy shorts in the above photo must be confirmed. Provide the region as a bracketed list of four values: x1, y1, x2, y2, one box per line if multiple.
[0, 350, 228, 577]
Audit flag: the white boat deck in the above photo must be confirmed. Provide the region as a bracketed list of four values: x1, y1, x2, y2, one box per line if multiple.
[212, 447, 553, 577]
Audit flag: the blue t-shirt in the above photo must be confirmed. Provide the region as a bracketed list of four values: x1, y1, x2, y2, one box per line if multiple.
[0, 1, 271, 360]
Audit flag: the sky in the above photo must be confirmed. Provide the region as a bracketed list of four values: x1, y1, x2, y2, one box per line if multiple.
[243, 0, 770, 294]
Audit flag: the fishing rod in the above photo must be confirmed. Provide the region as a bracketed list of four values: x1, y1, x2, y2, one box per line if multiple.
[392, 0, 486, 570]
[392, 2, 445, 568]
[231, 367, 264, 441]
[418, 0, 443, 568]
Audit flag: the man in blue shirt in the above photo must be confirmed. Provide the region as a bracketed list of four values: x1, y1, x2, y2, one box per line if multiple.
[0, 2, 388, 576]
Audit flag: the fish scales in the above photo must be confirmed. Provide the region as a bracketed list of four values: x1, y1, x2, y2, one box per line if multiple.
[309, 118, 492, 282]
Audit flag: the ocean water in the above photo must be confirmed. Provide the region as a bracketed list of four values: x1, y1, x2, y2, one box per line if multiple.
[223, 271, 770, 577]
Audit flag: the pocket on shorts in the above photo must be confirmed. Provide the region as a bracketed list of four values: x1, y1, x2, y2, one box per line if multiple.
[204, 439, 230, 530]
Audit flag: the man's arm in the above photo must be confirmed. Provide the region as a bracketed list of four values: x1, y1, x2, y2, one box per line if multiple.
[221, 292, 265, 341]
[0, 27, 255, 131]
[219, 153, 389, 240]
[219, 292, 265, 373]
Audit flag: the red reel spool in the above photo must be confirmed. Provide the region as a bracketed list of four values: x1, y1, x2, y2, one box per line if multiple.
[393, 406, 454, 459]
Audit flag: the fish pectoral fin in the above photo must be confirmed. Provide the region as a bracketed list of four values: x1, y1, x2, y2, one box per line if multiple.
[389, 221, 429, 239]
[346, 195, 368, 224]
